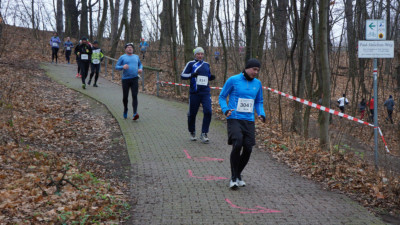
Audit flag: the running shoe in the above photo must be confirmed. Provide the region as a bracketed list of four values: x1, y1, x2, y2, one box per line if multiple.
[133, 113, 139, 121]
[88, 79, 91, 85]
[237, 178, 246, 187]
[82, 84, 86, 89]
[78, 74, 82, 78]
[190, 132, 197, 141]
[123, 109, 128, 119]
[93, 84, 98, 87]
[200, 133, 209, 143]
[229, 179, 239, 190]
[76, 73, 79, 78]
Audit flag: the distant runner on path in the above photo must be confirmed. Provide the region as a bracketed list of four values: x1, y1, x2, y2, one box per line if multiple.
[181, 47, 216, 143]
[219, 58, 266, 190]
[49, 32, 61, 64]
[74, 37, 92, 89]
[337, 94, 349, 114]
[139, 38, 149, 60]
[115, 43, 143, 120]
[88, 40, 104, 87]
[63, 37, 74, 64]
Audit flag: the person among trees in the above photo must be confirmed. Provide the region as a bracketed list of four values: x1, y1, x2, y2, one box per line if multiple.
[74, 37, 92, 89]
[49, 32, 61, 64]
[358, 98, 366, 120]
[181, 47, 216, 143]
[384, 95, 395, 124]
[337, 94, 349, 114]
[115, 43, 143, 120]
[63, 37, 74, 64]
[367, 97, 375, 122]
[88, 40, 104, 87]
[218, 58, 266, 189]
[139, 38, 149, 59]
[214, 50, 220, 63]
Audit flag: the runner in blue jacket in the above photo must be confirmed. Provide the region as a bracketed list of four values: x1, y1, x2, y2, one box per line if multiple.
[49, 32, 61, 64]
[219, 58, 266, 189]
[181, 47, 216, 143]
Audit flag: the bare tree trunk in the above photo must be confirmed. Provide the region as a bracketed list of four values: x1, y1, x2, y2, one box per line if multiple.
[110, 0, 120, 53]
[272, 0, 288, 60]
[216, 0, 228, 82]
[110, 0, 129, 58]
[0, 0, 3, 41]
[97, 0, 108, 44]
[169, 0, 180, 95]
[345, 0, 357, 114]
[130, 0, 142, 43]
[64, 0, 79, 37]
[160, 0, 172, 46]
[245, 0, 261, 62]
[234, 0, 239, 48]
[56, 0, 63, 40]
[178, 0, 194, 62]
[80, 0, 88, 38]
[257, 0, 270, 62]
[196, 0, 215, 49]
[318, 0, 331, 149]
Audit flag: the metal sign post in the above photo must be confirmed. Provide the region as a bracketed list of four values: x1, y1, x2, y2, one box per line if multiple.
[358, 19, 393, 169]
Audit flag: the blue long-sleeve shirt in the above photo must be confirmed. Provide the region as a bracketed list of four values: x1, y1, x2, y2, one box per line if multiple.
[64, 41, 74, 51]
[115, 54, 143, 79]
[50, 36, 61, 48]
[219, 72, 265, 122]
[181, 59, 212, 94]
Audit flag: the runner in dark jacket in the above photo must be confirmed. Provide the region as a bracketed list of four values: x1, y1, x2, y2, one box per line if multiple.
[74, 37, 92, 89]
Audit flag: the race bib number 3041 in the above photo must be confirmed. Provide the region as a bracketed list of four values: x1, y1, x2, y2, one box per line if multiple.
[236, 98, 254, 113]
[196, 76, 208, 86]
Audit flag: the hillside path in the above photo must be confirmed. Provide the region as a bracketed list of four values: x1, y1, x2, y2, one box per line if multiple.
[43, 62, 385, 225]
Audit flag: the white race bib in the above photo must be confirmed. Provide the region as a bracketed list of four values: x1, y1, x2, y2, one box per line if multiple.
[52, 42, 58, 47]
[236, 98, 254, 113]
[196, 76, 208, 86]
[66, 47, 71, 50]
[81, 54, 89, 60]
[92, 59, 100, 64]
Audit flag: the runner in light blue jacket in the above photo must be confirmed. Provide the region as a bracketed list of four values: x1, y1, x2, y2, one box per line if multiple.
[219, 58, 266, 190]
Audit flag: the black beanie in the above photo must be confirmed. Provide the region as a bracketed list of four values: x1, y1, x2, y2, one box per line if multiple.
[81, 36, 88, 41]
[245, 58, 261, 69]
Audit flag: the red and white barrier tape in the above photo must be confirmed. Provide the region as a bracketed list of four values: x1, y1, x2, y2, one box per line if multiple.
[158, 81, 222, 89]
[157, 80, 390, 152]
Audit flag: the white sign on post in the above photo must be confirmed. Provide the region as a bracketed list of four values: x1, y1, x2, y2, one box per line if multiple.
[366, 19, 386, 40]
[358, 40, 394, 58]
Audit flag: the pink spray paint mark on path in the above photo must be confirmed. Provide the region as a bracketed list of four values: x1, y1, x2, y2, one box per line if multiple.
[225, 198, 281, 214]
[187, 170, 228, 181]
[183, 149, 224, 162]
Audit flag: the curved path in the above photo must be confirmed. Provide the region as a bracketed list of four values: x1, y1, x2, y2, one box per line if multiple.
[43, 63, 385, 225]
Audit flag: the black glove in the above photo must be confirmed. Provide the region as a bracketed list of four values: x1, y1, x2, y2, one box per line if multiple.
[224, 109, 232, 116]
[260, 115, 266, 123]
[191, 72, 198, 78]
[210, 75, 216, 81]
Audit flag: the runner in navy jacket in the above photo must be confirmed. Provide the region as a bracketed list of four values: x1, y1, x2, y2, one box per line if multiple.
[181, 47, 216, 143]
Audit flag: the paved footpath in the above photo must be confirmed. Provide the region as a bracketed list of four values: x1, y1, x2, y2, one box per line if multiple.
[43, 63, 386, 225]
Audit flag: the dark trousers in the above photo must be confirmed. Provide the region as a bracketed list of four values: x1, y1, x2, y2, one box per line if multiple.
[227, 119, 255, 180]
[79, 60, 90, 84]
[122, 77, 139, 114]
[188, 93, 212, 134]
[89, 64, 100, 84]
[51, 47, 59, 62]
[65, 50, 71, 63]
[370, 109, 374, 121]
[387, 109, 394, 124]
[77, 58, 81, 73]
[339, 106, 345, 113]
